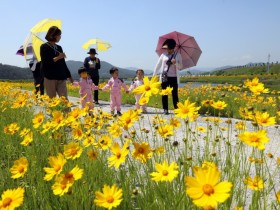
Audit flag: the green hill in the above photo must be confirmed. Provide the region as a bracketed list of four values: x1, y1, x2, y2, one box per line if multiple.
[0, 60, 136, 80]
[181, 64, 280, 91]
[210, 64, 280, 76]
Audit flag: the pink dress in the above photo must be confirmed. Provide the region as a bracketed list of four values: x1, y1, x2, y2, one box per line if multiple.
[102, 77, 128, 111]
[128, 79, 147, 112]
[73, 78, 98, 109]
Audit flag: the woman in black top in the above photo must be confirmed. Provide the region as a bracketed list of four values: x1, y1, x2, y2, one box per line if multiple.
[40, 26, 73, 99]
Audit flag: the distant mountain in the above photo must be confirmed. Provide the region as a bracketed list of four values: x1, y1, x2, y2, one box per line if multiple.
[0, 63, 33, 80]
[67, 60, 136, 79]
[0, 60, 137, 80]
[125, 67, 153, 75]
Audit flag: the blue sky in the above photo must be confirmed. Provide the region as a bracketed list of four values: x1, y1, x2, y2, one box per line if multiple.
[0, 0, 279, 71]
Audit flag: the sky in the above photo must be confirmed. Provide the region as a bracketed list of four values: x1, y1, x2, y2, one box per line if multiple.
[0, 0, 280, 71]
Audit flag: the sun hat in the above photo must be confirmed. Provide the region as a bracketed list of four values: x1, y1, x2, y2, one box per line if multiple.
[87, 48, 98, 54]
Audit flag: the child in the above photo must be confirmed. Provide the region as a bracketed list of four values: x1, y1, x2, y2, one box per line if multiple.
[101, 67, 129, 116]
[128, 69, 147, 113]
[72, 67, 98, 113]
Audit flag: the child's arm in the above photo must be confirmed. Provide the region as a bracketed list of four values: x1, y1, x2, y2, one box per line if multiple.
[72, 81, 80, 86]
[121, 81, 129, 93]
[101, 80, 112, 91]
[128, 82, 136, 92]
[91, 83, 99, 90]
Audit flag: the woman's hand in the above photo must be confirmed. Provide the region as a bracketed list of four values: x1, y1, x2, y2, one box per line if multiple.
[171, 58, 176, 64]
[53, 52, 66, 62]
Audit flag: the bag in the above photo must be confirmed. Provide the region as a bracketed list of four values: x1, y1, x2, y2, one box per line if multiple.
[161, 71, 168, 83]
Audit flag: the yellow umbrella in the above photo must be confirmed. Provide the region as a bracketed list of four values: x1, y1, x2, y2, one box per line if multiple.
[82, 39, 112, 52]
[23, 18, 62, 61]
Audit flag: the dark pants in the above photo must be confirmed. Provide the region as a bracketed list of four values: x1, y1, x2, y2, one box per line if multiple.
[161, 77, 179, 111]
[34, 77, 44, 95]
[91, 75, 99, 102]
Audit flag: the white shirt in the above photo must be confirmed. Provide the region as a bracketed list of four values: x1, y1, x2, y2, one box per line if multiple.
[153, 52, 183, 84]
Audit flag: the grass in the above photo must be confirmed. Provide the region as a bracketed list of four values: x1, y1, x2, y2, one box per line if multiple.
[0, 79, 280, 209]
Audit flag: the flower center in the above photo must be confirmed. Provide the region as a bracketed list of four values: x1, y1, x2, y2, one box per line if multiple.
[251, 136, 259, 143]
[138, 148, 144, 154]
[203, 184, 214, 195]
[145, 86, 151, 91]
[18, 166, 25, 173]
[116, 153, 121, 159]
[2, 197, 12, 207]
[106, 195, 114, 203]
[162, 170, 168, 176]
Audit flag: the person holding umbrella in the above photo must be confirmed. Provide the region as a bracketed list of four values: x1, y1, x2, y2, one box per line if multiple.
[40, 26, 73, 99]
[153, 39, 183, 115]
[83, 48, 101, 104]
[29, 57, 44, 95]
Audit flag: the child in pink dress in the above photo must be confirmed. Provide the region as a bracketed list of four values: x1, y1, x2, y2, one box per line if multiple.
[128, 69, 147, 113]
[101, 67, 129, 116]
[72, 67, 98, 113]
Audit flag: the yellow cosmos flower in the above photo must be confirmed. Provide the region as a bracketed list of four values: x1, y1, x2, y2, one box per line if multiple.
[94, 184, 123, 210]
[63, 142, 83, 159]
[0, 187, 25, 209]
[72, 127, 84, 140]
[88, 149, 99, 160]
[154, 146, 165, 155]
[19, 128, 30, 137]
[174, 99, 200, 119]
[276, 190, 280, 202]
[50, 110, 65, 131]
[11, 94, 28, 108]
[107, 123, 123, 138]
[41, 122, 52, 134]
[66, 107, 87, 123]
[244, 77, 260, 87]
[169, 117, 181, 128]
[238, 130, 269, 150]
[95, 135, 113, 150]
[234, 207, 244, 210]
[10, 157, 28, 179]
[185, 162, 232, 208]
[118, 109, 139, 130]
[196, 126, 206, 132]
[150, 160, 179, 182]
[249, 83, 269, 95]
[132, 76, 161, 97]
[108, 141, 130, 169]
[201, 99, 214, 107]
[254, 111, 276, 126]
[235, 121, 247, 130]
[244, 176, 264, 191]
[157, 124, 173, 138]
[132, 142, 153, 163]
[44, 153, 66, 181]
[52, 165, 84, 196]
[139, 95, 149, 106]
[20, 131, 33, 146]
[211, 100, 227, 110]
[32, 111, 44, 128]
[83, 134, 95, 147]
[239, 107, 254, 120]
[4, 123, 20, 135]
[160, 87, 173, 95]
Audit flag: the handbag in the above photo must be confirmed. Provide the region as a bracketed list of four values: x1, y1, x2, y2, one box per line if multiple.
[161, 53, 175, 83]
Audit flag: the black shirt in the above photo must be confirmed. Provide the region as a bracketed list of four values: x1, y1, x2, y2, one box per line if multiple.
[84, 56, 101, 77]
[40, 43, 71, 80]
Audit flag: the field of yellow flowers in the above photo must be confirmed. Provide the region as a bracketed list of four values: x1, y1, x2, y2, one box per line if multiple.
[0, 77, 280, 209]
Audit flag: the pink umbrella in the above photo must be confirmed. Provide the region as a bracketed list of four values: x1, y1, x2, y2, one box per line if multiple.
[155, 31, 202, 69]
